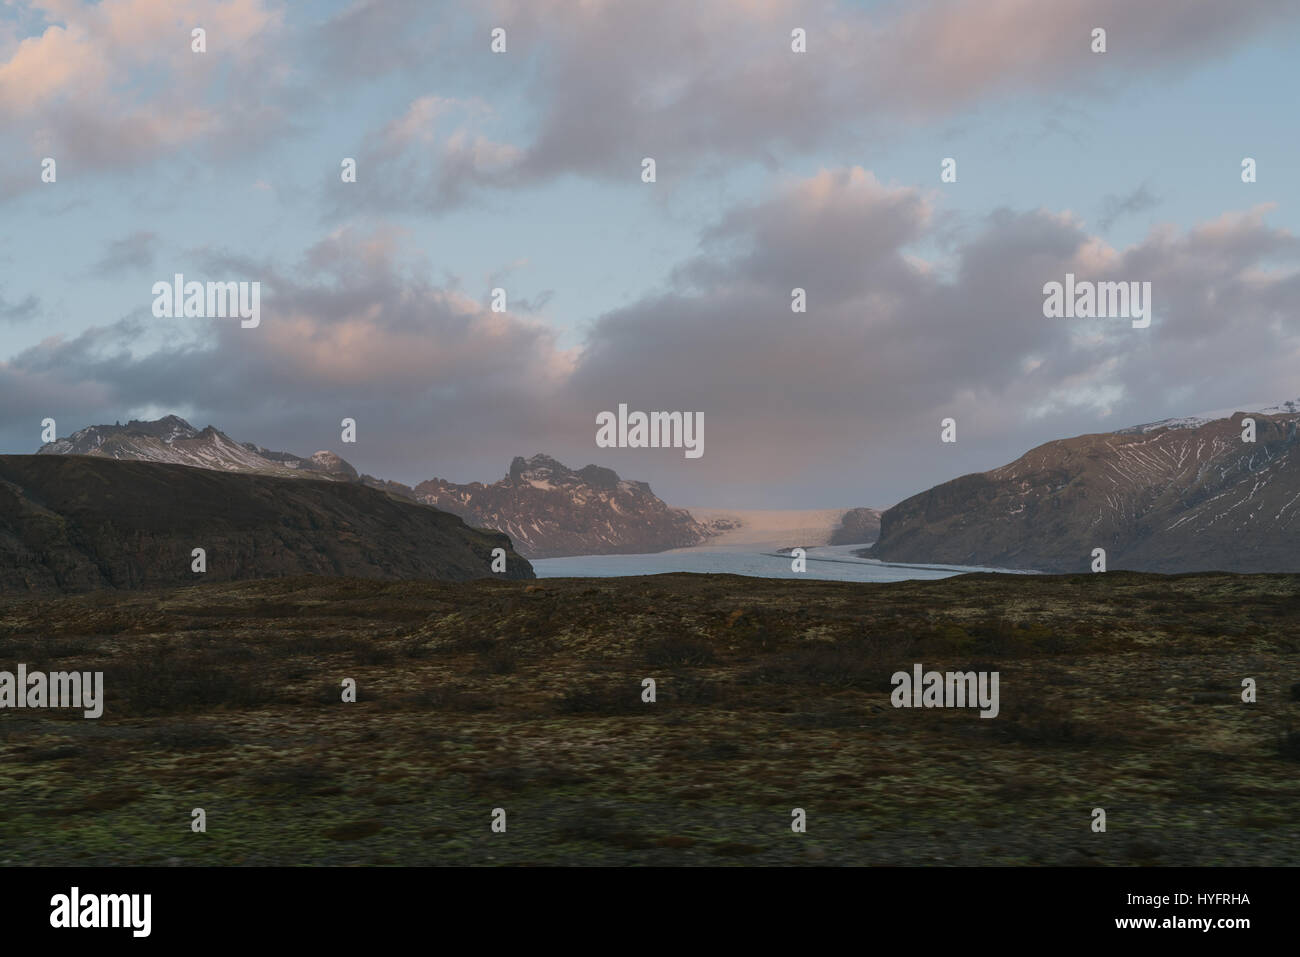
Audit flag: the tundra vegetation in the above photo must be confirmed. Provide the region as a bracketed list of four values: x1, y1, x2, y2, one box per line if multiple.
[0, 571, 1296, 865]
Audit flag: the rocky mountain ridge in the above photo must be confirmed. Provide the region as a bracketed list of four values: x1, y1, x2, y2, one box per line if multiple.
[37, 418, 717, 559]
[409, 454, 714, 558]
[867, 404, 1300, 573]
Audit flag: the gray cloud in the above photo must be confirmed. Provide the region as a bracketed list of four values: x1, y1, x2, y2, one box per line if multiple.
[1098, 184, 1161, 231]
[0, 0, 293, 203]
[8, 1, 1293, 211]
[90, 231, 157, 276]
[4, 171, 1297, 509]
[575, 182, 1289, 506]
[312, 0, 442, 81]
[0, 225, 572, 484]
[0, 289, 39, 323]
[335, 0, 1300, 212]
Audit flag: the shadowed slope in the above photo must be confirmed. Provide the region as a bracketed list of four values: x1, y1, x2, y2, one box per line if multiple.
[0, 455, 533, 593]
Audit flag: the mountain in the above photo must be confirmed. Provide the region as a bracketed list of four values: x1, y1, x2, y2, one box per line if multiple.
[1114, 398, 1300, 436]
[39, 418, 711, 559]
[0, 455, 532, 594]
[38, 415, 359, 481]
[407, 454, 714, 558]
[867, 403, 1300, 573]
[828, 507, 882, 545]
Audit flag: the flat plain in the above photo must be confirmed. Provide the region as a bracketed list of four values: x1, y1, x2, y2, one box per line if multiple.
[1, 571, 1296, 865]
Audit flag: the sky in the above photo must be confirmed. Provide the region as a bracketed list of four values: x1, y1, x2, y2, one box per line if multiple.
[2, 0, 1299, 509]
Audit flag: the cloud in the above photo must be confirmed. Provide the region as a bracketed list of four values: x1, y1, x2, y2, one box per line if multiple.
[334, 0, 1300, 209]
[90, 230, 157, 276]
[676, 168, 933, 303]
[0, 0, 287, 199]
[332, 95, 523, 214]
[10, 0, 1294, 209]
[561, 172, 1300, 504]
[311, 0, 442, 81]
[4, 166, 1298, 507]
[1098, 184, 1161, 231]
[0, 289, 39, 323]
[860, 0, 1295, 113]
[0, 225, 577, 479]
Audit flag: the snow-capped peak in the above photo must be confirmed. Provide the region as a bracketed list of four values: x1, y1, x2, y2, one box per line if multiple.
[37, 415, 358, 482]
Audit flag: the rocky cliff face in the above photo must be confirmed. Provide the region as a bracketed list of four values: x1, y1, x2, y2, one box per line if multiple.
[0, 455, 532, 594]
[828, 507, 882, 545]
[868, 407, 1300, 573]
[409, 454, 713, 558]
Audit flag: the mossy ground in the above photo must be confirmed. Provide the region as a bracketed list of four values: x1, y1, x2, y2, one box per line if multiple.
[1, 571, 1297, 865]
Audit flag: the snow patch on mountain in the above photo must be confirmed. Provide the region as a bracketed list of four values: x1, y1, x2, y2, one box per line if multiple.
[414, 453, 712, 558]
[1119, 398, 1300, 434]
[38, 417, 359, 481]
